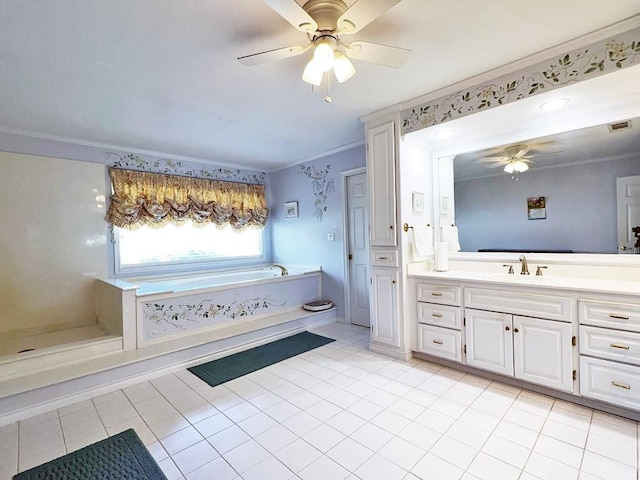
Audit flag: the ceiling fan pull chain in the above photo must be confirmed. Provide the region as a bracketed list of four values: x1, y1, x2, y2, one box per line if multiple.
[324, 71, 332, 103]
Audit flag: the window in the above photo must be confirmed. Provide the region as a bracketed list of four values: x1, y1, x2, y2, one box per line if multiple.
[115, 222, 264, 275]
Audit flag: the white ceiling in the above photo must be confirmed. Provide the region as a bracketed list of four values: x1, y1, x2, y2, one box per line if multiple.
[0, 1, 639, 171]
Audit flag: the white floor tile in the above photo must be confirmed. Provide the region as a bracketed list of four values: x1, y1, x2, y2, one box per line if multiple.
[6, 324, 640, 480]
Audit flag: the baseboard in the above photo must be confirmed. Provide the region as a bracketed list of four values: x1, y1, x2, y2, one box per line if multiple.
[369, 342, 413, 361]
[0, 312, 336, 427]
[412, 351, 640, 422]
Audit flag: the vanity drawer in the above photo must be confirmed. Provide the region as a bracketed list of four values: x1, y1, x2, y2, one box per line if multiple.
[371, 249, 398, 267]
[579, 300, 640, 333]
[417, 324, 462, 362]
[465, 288, 572, 322]
[417, 303, 461, 330]
[416, 283, 461, 306]
[580, 325, 640, 366]
[580, 356, 640, 410]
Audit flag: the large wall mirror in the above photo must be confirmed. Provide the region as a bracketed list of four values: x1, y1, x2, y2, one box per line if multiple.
[453, 119, 640, 254]
[405, 63, 640, 260]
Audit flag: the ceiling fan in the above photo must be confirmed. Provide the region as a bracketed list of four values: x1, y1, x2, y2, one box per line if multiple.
[479, 144, 535, 176]
[238, 0, 411, 96]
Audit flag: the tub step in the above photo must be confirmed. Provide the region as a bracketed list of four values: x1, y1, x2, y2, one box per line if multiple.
[0, 335, 123, 382]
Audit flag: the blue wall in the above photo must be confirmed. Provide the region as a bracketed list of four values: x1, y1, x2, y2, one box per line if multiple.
[455, 155, 640, 253]
[269, 145, 366, 318]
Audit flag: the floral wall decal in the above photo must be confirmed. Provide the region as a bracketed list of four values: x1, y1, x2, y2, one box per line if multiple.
[144, 295, 285, 335]
[106, 152, 267, 184]
[401, 28, 640, 135]
[299, 164, 335, 221]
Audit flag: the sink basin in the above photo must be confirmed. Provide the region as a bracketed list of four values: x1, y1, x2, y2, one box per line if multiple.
[481, 273, 553, 283]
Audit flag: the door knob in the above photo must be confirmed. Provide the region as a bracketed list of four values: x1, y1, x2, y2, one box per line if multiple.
[621, 245, 629, 251]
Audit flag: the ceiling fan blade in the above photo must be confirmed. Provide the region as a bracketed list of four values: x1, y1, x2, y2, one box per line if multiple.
[514, 147, 529, 157]
[237, 44, 310, 66]
[485, 162, 509, 168]
[338, 0, 401, 34]
[344, 41, 410, 68]
[479, 156, 506, 163]
[261, 0, 318, 32]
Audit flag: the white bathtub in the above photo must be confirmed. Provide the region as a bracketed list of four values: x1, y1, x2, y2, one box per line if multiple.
[130, 267, 308, 295]
[107, 265, 323, 346]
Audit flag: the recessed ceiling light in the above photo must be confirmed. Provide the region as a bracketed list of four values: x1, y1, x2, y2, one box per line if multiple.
[434, 129, 456, 139]
[539, 98, 570, 111]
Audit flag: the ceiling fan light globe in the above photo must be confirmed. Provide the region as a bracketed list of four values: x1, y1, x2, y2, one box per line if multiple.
[313, 40, 336, 72]
[333, 52, 356, 83]
[302, 60, 323, 86]
[512, 160, 529, 172]
[503, 163, 515, 174]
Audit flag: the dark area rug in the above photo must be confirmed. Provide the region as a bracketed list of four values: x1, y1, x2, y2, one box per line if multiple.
[188, 331, 335, 387]
[14, 428, 166, 480]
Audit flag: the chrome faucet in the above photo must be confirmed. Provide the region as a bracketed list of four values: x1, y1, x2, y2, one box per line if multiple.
[270, 264, 288, 276]
[518, 255, 530, 275]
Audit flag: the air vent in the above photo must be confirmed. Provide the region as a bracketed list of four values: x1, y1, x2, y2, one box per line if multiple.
[608, 120, 632, 132]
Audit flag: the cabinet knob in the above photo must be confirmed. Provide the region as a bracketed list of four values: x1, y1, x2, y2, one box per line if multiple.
[392, 280, 396, 284]
[389, 225, 394, 230]
[505, 326, 510, 331]
[514, 328, 519, 333]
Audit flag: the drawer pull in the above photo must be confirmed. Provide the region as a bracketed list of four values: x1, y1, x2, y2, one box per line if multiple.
[432, 339, 444, 345]
[611, 381, 631, 390]
[609, 314, 630, 320]
[610, 343, 630, 350]
[378, 256, 389, 260]
[432, 313, 443, 318]
[431, 292, 443, 297]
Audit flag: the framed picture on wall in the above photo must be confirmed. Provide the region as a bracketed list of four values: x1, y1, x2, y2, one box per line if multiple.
[412, 192, 425, 213]
[284, 201, 298, 218]
[527, 196, 546, 220]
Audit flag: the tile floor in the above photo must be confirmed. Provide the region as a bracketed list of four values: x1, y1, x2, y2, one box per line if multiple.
[1, 323, 639, 480]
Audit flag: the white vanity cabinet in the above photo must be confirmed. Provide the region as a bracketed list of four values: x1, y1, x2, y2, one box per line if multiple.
[579, 296, 640, 409]
[366, 121, 397, 247]
[415, 283, 463, 362]
[370, 268, 401, 347]
[464, 287, 575, 393]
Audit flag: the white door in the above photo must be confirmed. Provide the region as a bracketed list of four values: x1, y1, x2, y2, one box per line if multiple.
[347, 172, 370, 327]
[513, 316, 574, 392]
[616, 175, 640, 253]
[465, 309, 514, 376]
[370, 268, 400, 347]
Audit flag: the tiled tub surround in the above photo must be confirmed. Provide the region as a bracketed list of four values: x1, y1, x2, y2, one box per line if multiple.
[1, 323, 638, 480]
[410, 258, 640, 420]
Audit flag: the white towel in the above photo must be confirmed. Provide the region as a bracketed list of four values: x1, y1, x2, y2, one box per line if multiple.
[441, 225, 461, 253]
[434, 241, 449, 271]
[412, 225, 434, 259]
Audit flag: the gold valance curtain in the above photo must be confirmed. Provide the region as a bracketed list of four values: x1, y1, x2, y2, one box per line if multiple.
[105, 168, 268, 230]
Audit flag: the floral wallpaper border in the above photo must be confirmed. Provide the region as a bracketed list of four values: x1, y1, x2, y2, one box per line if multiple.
[144, 295, 285, 337]
[299, 164, 335, 221]
[106, 152, 267, 184]
[401, 27, 640, 135]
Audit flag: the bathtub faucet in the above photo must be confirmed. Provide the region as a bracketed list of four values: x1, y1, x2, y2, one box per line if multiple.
[270, 264, 288, 276]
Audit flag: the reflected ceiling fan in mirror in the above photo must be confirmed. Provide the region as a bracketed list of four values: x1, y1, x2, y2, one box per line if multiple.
[480, 144, 532, 180]
[238, 0, 411, 102]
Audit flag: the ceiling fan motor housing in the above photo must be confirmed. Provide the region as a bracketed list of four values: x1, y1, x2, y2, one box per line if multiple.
[303, 0, 348, 32]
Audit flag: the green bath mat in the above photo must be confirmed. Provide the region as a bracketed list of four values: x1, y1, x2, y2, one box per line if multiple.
[188, 331, 335, 387]
[14, 428, 166, 480]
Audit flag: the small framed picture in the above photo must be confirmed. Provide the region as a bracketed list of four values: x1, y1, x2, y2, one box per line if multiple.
[527, 196, 546, 220]
[412, 192, 425, 213]
[284, 201, 298, 218]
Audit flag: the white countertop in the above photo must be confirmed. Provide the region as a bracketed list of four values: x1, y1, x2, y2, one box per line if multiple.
[409, 270, 640, 296]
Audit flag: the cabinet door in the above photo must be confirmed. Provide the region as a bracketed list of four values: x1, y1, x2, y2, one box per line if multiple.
[465, 309, 514, 376]
[370, 268, 400, 347]
[367, 122, 397, 246]
[513, 316, 573, 392]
